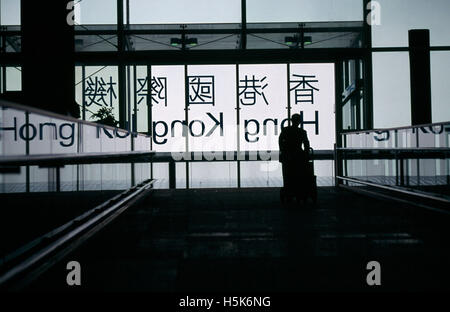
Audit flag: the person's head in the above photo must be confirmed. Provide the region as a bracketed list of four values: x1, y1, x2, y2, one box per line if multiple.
[291, 113, 301, 127]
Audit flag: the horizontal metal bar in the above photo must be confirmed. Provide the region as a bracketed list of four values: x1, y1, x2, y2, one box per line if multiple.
[0, 151, 154, 166]
[0, 179, 155, 288]
[339, 184, 450, 216]
[152, 150, 334, 162]
[73, 48, 367, 65]
[371, 46, 450, 52]
[338, 147, 450, 151]
[337, 148, 450, 159]
[0, 31, 21, 36]
[340, 121, 450, 135]
[0, 166, 20, 174]
[336, 176, 450, 204]
[0, 150, 335, 167]
[1, 50, 364, 66]
[72, 26, 363, 36]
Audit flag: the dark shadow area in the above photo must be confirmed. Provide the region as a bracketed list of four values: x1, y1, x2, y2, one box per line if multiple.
[0, 191, 122, 257]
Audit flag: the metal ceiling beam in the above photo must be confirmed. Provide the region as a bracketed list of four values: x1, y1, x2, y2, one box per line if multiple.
[71, 26, 363, 36]
[73, 48, 367, 66]
[239, 0, 247, 50]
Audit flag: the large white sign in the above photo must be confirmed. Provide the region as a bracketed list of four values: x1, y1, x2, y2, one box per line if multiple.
[149, 63, 336, 153]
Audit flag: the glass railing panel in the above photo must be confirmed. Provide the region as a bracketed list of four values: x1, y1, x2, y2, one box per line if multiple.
[340, 121, 450, 200]
[189, 161, 238, 188]
[0, 100, 152, 193]
[396, 128, 417, 148]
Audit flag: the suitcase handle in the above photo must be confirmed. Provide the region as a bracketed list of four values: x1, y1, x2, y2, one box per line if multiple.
[307, 147, 314, 160]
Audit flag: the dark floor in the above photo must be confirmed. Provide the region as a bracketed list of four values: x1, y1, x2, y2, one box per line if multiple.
[26, 187, 450, 292]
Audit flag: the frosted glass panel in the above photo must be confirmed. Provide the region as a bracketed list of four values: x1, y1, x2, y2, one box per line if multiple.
[6, 67, 21, 91]
[247, 0, 363, 23]
[75, 0, 117, 25]
[0, 0, 20, 25]
[431, 52, 450, 123]
[129, 0, 241, 24]
[189, 162, 237, 188]
[373, 52, 411, 128]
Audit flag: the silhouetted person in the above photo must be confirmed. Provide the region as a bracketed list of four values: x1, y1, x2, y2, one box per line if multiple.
[279, 113, 310, 203]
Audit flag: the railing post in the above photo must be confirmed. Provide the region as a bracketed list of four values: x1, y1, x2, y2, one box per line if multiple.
[56, 166, 61, 193]
[399, 155, 405, 186]
[131, 130, 135, 187]
[169, 160, 176, 189]
[334, 143, 342, 186]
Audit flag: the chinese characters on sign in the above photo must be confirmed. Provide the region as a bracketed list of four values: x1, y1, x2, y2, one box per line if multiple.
[289, 74, 319, 105]
[188, 76, 215, 106]
[136, 76, 168, 107]
[84, 76, 117, 107]
[239, 75, 269, 106]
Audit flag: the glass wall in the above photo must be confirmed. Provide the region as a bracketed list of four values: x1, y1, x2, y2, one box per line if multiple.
[73, 62, 336, 189]
[74, 62, 336, 189]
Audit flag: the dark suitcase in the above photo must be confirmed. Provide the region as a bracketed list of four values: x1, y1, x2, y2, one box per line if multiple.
[280, 148, 317, 204]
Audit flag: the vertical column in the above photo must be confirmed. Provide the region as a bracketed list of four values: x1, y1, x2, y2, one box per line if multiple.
[236, 64, 241, 188]
[240, 0, 247, 50]
[133, 65, 138, 132]
[409, 29, 432, 125]
[184, 64, 189, 189]
[81, 66, 86, 120]
[1, 65, 6, 94]
[21, 0, 75, 115]
[355, 59, 362, 130]
[147, 65, 153, 180]
[335, 61, 344, 186]
[117, 0, 127, 129]
[25, 111, 30, 192]
[363, 0, 374, 130]
[169, 160, 176, 189]
[286, 64, 291, 122]
[118, 64, 127, 129]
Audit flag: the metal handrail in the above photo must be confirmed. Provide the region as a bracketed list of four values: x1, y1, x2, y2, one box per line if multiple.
[337, 147, 450, 160]
[336, 176, 450, 204]
[340, 121, 450, 135]
[337, 176, 450, 216]
[0, 150, 335, 167]
[0, 151, 154, 166]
